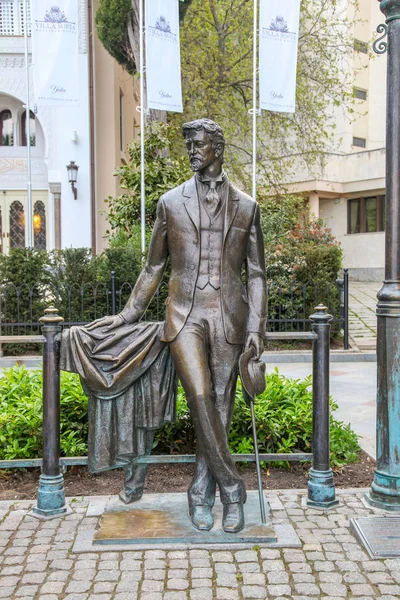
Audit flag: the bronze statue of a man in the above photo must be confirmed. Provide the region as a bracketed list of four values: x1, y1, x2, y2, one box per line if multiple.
[97, 118, 266, 533]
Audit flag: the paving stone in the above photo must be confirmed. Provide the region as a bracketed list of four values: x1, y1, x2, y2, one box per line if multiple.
[145, 569, 165, 580]
[350, 584, 375, 595]
[216, 573, 238, 587]
[242, 585, 266, 598]
[320, 583, 347, 596]
[295, 583, 321, 595]
[94, 569, 120, 582]
[191, 579, 212, 588]
[191, 567, 213, 578]
[163, 592, 187, 600]
[267, 571, 290, 584]
[168, 569, 188, 579]
[15, 585, 39, 596]
[190, 589, 213, 600]
[167, 578, 189, 590]
[40, 581, 67, 594]
[235, 550, 258, 562]
[141, 580, 164, 592]
[212, 552, 233, 562]
[216, 589, 239, 600]
[267, 584, 292, 596]
[93, 582, 117, 593]
[66, 581, 92, 593]
[215, 563, 236, 573]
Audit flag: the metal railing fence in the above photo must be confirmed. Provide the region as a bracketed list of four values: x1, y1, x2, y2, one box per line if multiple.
[0, 269, 349, 348]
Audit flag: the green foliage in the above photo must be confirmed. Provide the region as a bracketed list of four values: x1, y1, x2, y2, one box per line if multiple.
[105, 122, 192, 236]
[96, 0, 134, 72]
[172, 0, 358, 190]
[0, 366, 358, 468]
[259, 195, 343, 330]
[157, 370, 360, 468]
[0, 366, 88, 459]
[96, 0, 193, 73]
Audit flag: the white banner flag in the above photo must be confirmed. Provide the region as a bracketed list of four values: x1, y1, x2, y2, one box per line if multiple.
[145, 0, 183, 113]
[31, 0, 79, 107]
[259, 0, 301, 113]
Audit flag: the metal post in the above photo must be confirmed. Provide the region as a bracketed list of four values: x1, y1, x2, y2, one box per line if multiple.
[307, 304, 338, 509]
[23, 0, 33, 248]
[343, 268, 349, 350]
[366, 0, 400, 510]
[32, 307, 68, 519]
[139, 0, 146, 257]
[111, 270, 117, 316]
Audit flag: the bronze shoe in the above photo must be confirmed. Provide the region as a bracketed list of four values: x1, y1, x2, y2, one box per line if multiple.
[189, 505, 214, 531]
[222, 502, 244, 533]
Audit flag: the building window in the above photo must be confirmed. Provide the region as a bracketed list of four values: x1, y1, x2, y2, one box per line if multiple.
[348, 196, 385, 234]
[33, 201, 46, 249]
[9, 200, 25, 248]
[0, 0, 31, 35]
[354, 39, 368, 54]
[354, 88, 367, 101]
[353, 136, 366, 148]
[119, 89, 124, 152]
[0, 109, 13, 146]
[21, 110, 36, 146]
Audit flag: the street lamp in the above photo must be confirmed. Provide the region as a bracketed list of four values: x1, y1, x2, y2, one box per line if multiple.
[366, 0, 400, 510]
[66, 160, 79, 200]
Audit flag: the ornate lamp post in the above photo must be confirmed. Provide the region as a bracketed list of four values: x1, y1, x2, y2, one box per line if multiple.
[366, 0, 400, 509]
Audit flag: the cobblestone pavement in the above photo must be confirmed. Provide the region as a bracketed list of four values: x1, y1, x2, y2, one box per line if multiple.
[2, 489, 400, 599]
[349, 283, 380, 350]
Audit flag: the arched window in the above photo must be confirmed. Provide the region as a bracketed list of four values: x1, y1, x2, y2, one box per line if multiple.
[33, 201, 46, 250]
[21, 110, 36, 146]
[0, 110, 13, 146]
[9, 201, 25, 249]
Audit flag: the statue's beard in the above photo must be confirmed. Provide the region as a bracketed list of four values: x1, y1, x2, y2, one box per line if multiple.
[190, 157, 203, 172]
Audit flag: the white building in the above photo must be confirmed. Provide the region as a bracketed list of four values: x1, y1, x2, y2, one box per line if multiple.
[0, 0, 139, 254]
[288, 0, 387, 281]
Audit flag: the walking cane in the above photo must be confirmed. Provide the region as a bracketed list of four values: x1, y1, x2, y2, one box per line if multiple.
[250, 398, 267, 524]
[239, 347, 268, 525]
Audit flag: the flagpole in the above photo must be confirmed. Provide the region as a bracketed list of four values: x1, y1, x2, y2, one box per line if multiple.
[252, 0, 258, 203]
[23, 0, 33, 248]
[139, 0, 146, 257]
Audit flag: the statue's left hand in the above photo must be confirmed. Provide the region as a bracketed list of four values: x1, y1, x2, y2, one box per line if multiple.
[244, 332, 265, 361]
[85, 314, 125, 334]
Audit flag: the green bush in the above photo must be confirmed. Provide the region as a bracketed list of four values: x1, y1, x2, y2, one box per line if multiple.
[0, 366, 359, 468]
[259, 195, 343, 332]
[0, 366, 87, 459]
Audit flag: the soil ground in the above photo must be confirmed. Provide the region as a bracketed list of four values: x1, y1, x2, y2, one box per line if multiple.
[0, 451, 375, 501]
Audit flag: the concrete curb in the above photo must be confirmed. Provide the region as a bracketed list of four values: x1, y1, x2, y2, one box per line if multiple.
[0, 351, 377, 369]
[262, 351, 376, 363]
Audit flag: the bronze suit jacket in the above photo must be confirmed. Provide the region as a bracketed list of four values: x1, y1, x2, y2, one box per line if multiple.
[123, 175, 267, 344]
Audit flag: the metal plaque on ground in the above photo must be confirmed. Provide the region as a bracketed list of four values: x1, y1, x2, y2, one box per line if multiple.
[351, 517, 400, 558]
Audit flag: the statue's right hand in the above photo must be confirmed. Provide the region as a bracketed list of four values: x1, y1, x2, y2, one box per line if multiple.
[85, 314, 125, 333]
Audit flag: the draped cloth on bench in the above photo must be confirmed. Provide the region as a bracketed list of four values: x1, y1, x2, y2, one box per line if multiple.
[60, 321, 177, 473]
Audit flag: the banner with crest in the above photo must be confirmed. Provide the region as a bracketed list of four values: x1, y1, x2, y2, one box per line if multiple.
[259, 0, 301, 113]
[31, 0, 79, 106]
[145, 0, 183, 113]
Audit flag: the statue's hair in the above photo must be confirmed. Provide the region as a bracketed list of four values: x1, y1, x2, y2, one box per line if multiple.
[182, 118, 225, 151]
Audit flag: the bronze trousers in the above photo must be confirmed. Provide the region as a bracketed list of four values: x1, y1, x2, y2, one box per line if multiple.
[170, 284, 246, 507]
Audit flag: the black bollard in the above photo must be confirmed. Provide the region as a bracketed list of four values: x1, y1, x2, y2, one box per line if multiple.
[32, 307, 68, 519]
[307, 304, 339, 509]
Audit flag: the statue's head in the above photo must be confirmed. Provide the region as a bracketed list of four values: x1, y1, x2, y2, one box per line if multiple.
[182, 118, 225, 173]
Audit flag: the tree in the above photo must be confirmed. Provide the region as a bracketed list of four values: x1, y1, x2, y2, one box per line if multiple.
[96, 0, 194, 103]
[171, 0, 357, 192]
[104, 122, 192, 239]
